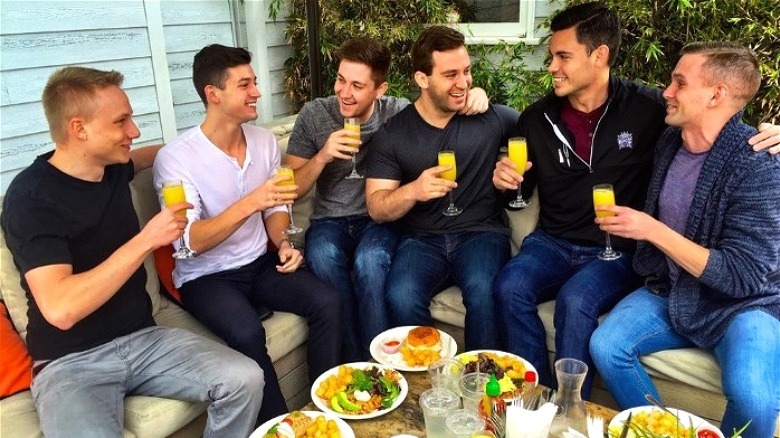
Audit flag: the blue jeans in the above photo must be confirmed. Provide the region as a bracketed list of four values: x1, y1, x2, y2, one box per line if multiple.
[305, 216, 398, 361]
[494, 229, 638, 398]
[387, 231, 510, 350]
[590, 288, 780, 438]
[179, 252, 341, 423]
[31, 326, 263, 438]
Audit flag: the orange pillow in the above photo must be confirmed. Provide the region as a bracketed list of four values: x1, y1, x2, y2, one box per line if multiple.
[153, 245, 182, 303]
[0, 300, 32, 398]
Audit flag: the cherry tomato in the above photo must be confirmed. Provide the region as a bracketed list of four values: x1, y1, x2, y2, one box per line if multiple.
[697, 428, 720, 438]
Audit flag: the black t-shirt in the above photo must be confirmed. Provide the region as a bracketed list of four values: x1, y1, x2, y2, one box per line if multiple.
[366, 104, 520, 235]
[0, 152, 154, 361]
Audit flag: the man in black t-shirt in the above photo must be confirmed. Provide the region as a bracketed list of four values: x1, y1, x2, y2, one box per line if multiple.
[0, 66, 263, 437]
[365, 26, 519, 350]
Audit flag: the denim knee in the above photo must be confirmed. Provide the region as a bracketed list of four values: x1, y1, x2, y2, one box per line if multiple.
[305, 239, 347, 273]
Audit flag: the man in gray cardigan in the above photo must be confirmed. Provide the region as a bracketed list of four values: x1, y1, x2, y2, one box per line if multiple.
[590, 42, 780, 437]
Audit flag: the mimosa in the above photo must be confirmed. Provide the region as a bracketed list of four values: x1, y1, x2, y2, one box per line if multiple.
[344, 117, 363, 179]
[507, 137, 529, 208]
[592, 183, 621, 260]
[437, 151, 462, 216]
[507, 138, 527, 175]
[438, 151, 457, 182]
[275, 166, 303, 234]
[161, 179, 195, 259]
[592, 187, 616, 218]
[161, 182, 187, 216]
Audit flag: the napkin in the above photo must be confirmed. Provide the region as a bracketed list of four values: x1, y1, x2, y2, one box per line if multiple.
[506, 402, 558, 438]
[560, 416, 605, 438]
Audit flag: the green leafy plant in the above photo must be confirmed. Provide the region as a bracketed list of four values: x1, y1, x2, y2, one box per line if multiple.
[267, 0, 549, 112]
[562, 0, 779, 125]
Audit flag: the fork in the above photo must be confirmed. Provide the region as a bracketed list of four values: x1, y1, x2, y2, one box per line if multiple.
[587, 415, 604, 438]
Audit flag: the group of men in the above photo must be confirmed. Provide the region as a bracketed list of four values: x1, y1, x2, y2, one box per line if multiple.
[2, 1, 779, 437]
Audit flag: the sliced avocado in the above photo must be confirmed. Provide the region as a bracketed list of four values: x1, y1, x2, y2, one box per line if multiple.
[330, 395, 345, 413]
[337, 391, 360, 411]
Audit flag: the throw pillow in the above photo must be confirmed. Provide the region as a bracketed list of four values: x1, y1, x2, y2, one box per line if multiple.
[0, 300, 32, 398]
[152, 245, 182, 303]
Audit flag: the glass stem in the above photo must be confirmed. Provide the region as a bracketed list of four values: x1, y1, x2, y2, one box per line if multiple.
[516, 185, 524, 203]
[605, 232, 613, 252]
[351, 153, 357, 172]
[449, 191, 455, 207]
[288, 205, 297, 228]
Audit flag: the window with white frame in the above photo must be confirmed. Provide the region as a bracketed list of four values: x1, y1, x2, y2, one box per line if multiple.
[450, 0, 540, 45]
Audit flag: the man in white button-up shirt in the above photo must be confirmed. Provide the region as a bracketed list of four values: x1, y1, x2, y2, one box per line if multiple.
[153, 44, 341, 424]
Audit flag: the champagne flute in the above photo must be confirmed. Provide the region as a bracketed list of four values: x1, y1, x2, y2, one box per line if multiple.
[161, 180, 195, 259]
[438, 150, 462, 216]
[344, 117, 363, 179]
[592, 184, 621, 261]
[507, 137, 529, 208]
[275, 166, 303, 235]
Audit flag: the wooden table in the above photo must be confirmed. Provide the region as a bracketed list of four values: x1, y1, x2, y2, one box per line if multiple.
[303, 369, 617, 437]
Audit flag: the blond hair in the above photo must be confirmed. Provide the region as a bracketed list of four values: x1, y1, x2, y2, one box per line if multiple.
[681, 42, 760, 108]
[42, 66, 124, 143]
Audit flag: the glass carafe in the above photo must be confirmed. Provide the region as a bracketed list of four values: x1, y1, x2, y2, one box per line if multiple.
[549, 358, 588, 437]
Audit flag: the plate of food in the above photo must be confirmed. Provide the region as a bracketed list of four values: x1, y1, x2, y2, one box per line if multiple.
[454, 350, 537, 398]
[370, 325, 457, 372]
[249, 410, 355, 438]
[607, 406, 725, 438]
[310, 362, 408, 420]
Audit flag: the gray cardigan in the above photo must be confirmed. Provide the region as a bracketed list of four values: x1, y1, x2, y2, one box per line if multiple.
[634, 112, 780, 348]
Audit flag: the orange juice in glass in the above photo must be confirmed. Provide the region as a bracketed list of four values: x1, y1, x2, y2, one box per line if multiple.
[507, 137, 529, 208]
[592, 183, 621, 260]
[275, 166, 303, 234]
[161, 180, 194, 259]
[344, 117, 363, 179]
[437, 150, 462, 216]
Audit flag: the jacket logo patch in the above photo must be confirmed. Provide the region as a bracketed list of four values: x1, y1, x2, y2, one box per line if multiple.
[617, 131, 633, 150]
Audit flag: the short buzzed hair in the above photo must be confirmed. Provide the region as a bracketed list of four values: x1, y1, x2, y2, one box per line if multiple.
[681, 42, 761, 107]
[42, 66, 124, 143]
[338, 37, 392, 86]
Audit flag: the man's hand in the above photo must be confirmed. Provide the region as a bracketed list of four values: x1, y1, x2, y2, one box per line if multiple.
[276, 243, 303, 273]
[493, 157, 532, 191]
[141, 202, 192, 249]
[248, 174, 299, 212]
[412, 165, 458, 201]
[459, 87, 489, 115]
[594, 205, 659, 241]
[314, 129, 362, 164]
[750, 122, 780, 155]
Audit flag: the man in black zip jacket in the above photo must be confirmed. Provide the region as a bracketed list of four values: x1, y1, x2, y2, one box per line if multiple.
[491, 2, 779, 398]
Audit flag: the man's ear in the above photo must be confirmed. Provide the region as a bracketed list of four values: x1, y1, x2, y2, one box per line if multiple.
[204, 84, 220, 105]
[69, 118, 87, 141]
[709, 84, 728, 108]
[414, 71, 428, 89]
[375, 81, 389, 99]
[593, 44, 610, 67]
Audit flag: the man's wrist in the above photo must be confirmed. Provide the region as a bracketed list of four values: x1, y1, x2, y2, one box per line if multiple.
[278, 238, 294, 249]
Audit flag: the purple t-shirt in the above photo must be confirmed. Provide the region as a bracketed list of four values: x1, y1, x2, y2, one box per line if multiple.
[658, 146, 709, 283]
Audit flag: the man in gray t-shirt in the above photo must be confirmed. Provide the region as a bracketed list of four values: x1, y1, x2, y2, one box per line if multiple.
[284, 37, 487, 360]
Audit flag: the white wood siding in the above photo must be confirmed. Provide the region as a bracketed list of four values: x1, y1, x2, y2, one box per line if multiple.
[0, 0, 292, 194]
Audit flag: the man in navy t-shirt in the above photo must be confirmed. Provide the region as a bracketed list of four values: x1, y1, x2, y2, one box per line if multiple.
[365, 26, 519, 350]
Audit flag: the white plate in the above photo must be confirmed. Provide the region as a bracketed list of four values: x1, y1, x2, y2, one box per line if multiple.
[310, 362, 409, 420]
[249, 410, 355, 438]
[455, 350, 538, 387]
[608, 406, 724, 438]
[369, 326, 458, 372]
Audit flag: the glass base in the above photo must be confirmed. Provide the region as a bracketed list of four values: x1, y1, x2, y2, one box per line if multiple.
[598, 248, 622, 261]
[345, 171, 364, 180]
[508, 198, 529, 208]
[172, 247, 195, 259]
[283, 225, 304, 235]
[442, 205, 463, 216]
